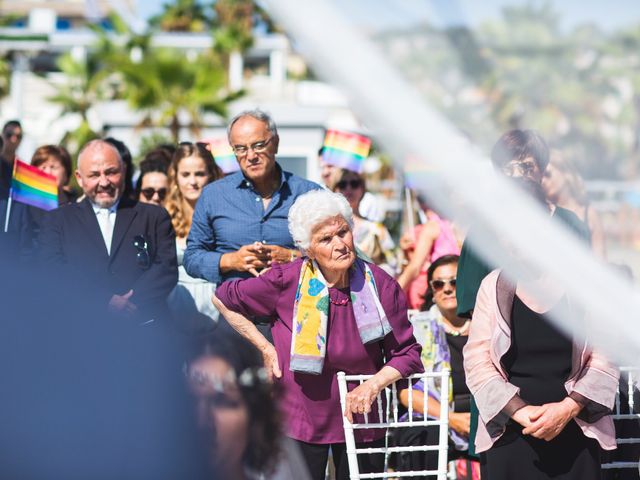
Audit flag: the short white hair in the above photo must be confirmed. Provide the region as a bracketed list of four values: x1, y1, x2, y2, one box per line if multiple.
[288, 190, 354, 251]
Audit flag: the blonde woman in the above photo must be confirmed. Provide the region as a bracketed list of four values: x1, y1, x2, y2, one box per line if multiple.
[542, 151, 605, 257]
[166, 142, 223, 332]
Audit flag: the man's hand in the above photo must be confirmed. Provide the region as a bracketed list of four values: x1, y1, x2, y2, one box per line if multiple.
[220, 243, 271, 276]
[511, 404, 540, 429]
[449, 412, 471, 437]
[108, 289, 137, 314]
[259, 343, 282, 382]
[522, 397, 581, 441]
[263, 245, 295, 265]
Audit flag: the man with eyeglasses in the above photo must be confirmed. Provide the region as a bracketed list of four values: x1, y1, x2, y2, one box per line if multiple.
[184, 108, 320, 291]
[38, 139, 178, 324]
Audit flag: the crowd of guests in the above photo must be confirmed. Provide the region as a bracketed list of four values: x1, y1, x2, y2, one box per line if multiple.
[0, 111, 632, 480]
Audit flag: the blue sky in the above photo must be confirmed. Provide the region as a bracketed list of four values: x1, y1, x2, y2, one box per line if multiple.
[136, 0, 640, 32]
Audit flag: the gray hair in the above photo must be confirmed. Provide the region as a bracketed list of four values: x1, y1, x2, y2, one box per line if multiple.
[77, 139, 123, 168]
[227, 109, 278, 141]
[288, 190, 354, 251]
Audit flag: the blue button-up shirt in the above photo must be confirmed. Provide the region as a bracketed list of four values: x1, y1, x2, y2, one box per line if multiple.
[184, 165, 320, 284]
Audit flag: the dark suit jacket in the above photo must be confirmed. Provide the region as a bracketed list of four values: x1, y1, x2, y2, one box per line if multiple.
[39, 197, 178, 321]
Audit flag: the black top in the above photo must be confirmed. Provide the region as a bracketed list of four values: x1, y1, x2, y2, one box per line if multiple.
[502, 296, 572, 406]
[446, 333, 471, 412]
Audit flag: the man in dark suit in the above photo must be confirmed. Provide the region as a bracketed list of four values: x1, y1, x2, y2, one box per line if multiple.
[39, 139, 178, 323]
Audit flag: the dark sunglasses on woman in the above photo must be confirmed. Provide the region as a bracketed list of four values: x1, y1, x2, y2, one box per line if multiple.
[430, 278, 456, 291]
[140, 187, 167, 201]
[336, 179, 363, 190]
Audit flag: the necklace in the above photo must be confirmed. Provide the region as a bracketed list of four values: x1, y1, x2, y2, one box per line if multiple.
[441, 317, 470, 336]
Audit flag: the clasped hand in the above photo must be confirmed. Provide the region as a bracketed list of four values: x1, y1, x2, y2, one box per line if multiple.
[227, 242, 292, 276]
[512, 397, 581, 441]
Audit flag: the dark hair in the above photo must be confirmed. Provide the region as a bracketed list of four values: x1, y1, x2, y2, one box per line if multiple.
[104, 137, 134, 200]
[31, 145, 73, 185]
[420, 254, 460, 311]
[491, 129, 549, 173]
[189, 331, 281, 475]
[2, 120, 21, 133]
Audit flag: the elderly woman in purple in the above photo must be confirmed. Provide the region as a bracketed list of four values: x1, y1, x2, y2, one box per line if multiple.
[212, 190, 422, 480]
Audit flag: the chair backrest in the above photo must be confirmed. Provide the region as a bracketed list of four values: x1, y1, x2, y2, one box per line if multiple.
[601, 366, 640, 471]
[337, 371, 450, 479]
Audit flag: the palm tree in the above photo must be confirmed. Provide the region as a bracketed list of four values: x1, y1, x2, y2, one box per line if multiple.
[150, 0, 213, 32]
[47, 52, 104, 156]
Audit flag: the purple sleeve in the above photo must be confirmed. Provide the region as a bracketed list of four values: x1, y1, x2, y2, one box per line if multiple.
[378, 271, 424, 377]
[215, 264, 284, 319]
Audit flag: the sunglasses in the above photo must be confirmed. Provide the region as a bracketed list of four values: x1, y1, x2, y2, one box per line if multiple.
[133, 235, 150, 269]
[5, 130, 22, 140]
[336, 179, 363, 190]
[430, 278, 456, 291]
[140, 187, 167, 201]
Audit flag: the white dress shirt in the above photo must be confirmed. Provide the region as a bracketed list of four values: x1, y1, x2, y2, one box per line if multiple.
[92, 201, 118, 255]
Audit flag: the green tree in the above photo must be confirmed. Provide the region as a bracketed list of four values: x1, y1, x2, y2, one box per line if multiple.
[150, 0, 212, 32]
[47, 52, 103, 156]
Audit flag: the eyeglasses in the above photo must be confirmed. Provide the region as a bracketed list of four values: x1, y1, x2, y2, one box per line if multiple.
[232, 136, 273, 157]
[140, 187, 167, 201]
[336, 179, 363, 190]
[501, 160, 539, 177]
[133, 235, 150, 269]
[430, 278, 456, 291]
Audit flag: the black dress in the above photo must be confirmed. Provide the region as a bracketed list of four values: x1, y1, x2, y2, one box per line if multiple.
[484, 296, 601, 480]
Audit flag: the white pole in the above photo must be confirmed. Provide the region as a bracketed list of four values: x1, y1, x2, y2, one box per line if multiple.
[3, 195, 12, 233]
[437, 370, 450, 480]
[405, 187, 415, 241]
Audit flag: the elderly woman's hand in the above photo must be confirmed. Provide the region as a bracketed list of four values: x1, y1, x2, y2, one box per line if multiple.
[259, 343, 282, 381]
[344, 377, 383, 424]
[522, 397, 581, 441]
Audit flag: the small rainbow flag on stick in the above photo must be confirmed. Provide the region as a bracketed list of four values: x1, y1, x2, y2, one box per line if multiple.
[201, 137, 240, 174]
[321, 129, 371, 174]
[4, 160, 58, 232]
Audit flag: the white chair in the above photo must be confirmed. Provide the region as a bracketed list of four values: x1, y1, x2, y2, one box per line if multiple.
[601, 366, 640, 472]
[337, 370, 450, 479]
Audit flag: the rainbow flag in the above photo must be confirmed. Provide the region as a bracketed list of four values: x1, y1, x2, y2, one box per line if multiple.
[321, 129, 371, 173]
[10, 159, 58, 211]
[200, 137, 240, 174]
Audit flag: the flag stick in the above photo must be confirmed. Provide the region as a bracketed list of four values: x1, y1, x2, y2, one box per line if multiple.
[3, 160, 17, 233]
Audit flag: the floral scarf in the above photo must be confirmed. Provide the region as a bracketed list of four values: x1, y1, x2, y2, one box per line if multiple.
[289, 257, 392, 374]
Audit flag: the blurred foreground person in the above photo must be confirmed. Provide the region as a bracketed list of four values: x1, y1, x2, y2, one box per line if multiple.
[39, 139, 178, 323]
[166, 142, 223, 333]
[187, 331, 311, 480]
[212, 190, 422, 480]
[542, 151, 605, 257]
[464, 182, 618, 480]
[0, 252, 212, 479]
[397, 255, 479, 479]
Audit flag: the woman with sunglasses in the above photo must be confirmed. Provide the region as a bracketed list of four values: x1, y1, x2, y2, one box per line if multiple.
[166, 143, 223, 332]
[136, 156, 170, 207]
[332, 169, 396, 275]
[397, 254, 480, 479]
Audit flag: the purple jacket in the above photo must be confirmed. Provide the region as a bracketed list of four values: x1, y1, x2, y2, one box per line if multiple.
[216, 258, 423, 444]
[464, 270, 618, 453]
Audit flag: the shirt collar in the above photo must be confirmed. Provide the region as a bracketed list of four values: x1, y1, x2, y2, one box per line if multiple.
[91, 199, 120, 214]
